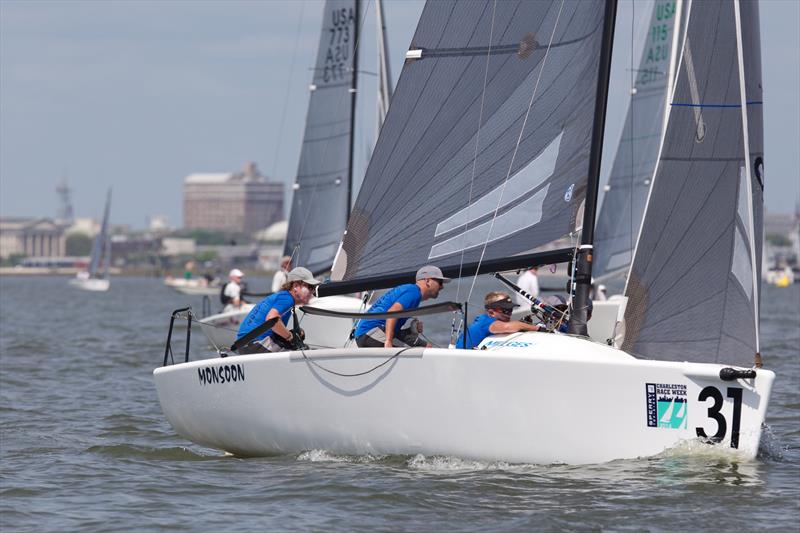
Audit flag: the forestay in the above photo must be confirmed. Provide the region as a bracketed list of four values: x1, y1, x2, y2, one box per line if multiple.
[284, 0, 357, 275]
[331, 0, 608, 282]
[593, 0, 681, 281]
[618, 0, 763, 366]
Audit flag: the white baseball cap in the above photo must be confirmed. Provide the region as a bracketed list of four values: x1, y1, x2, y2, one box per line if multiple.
[229, 268, 244, 278]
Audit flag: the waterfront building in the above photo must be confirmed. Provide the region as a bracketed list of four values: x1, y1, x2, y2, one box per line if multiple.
[183, 162, 283, 234]
[0, 217, 67, 259]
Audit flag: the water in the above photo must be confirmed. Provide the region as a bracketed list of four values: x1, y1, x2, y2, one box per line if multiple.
[1, 276, 798, 531]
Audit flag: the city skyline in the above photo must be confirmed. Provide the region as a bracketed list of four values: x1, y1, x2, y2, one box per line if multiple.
[1, 0, 798, 229]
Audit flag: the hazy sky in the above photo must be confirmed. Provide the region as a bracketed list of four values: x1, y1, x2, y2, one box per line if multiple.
[1, 0, 798, 229]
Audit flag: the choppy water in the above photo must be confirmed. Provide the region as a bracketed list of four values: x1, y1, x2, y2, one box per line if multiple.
[1, 276, 798, 531]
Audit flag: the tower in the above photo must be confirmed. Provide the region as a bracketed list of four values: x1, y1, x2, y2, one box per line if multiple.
[56, 176, 74, 224]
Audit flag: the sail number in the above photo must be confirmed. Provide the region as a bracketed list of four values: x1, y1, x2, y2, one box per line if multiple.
[695, 386, 744, 449]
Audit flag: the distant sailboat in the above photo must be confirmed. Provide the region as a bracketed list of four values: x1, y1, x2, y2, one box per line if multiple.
[70, 188, 112, 292]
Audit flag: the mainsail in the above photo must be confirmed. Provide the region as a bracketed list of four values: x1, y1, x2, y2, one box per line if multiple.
[332, 0, 609, 282]
[284, 0, 358, 275]
[618, 0, 763, 366]
[88, 188, 112, 279]
[593, 0, 681, 281]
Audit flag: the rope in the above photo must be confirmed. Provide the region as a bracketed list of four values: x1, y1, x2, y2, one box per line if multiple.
[466, 0, 567, 304]
[298, 345, 416, 377]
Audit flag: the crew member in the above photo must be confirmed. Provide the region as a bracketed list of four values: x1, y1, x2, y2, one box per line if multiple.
[457, 291, 546, 349]
[271, 256, 292, 293]
[222, 268, 246, 312]
[236, 267, 321, 353]
[514, 266, 539, 307]
[354, 265, 449, 348]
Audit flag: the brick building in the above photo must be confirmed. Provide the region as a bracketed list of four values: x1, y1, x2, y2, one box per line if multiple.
[183, 162, 284, 234]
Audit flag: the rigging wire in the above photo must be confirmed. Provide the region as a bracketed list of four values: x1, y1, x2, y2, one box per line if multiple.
[629, 0, 635, 270]
[451, 0, 498, 345]
[271, 1, 308, 180]
[466, 0, 568, 304]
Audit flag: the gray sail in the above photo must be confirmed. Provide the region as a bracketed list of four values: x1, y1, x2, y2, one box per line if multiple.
[284, 0, 357, 275]
[593, 0, 680, 281]
[619, 0, 763, 365]
[332, 0, 608, 282]
[89, 188, 112, 279]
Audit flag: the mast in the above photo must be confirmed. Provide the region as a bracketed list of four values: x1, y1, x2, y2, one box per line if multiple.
[347, 0, 360, 222]
[568, 0, 618, 336]
[375, 0, 392, 131]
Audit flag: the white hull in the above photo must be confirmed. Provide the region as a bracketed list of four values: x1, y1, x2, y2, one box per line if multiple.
[68, 277, 110, 292]
[154, 332, 773, 464]
[164, 278, 220, 296]
[199, 295, 364, 351]
[764, 268, 794, 287]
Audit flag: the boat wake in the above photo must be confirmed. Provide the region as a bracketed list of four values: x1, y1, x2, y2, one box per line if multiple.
[88, 444, 219, 461]
[757, 425, 787, 462]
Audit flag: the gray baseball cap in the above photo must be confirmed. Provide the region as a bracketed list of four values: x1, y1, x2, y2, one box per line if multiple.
[415, 265, 451, 283]
[286, 267, 322, 286]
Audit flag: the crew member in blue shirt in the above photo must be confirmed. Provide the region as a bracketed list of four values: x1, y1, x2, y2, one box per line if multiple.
[236, 267, 321, 354]
[456, 291, 545, 349]
[355, 265, 449, 348]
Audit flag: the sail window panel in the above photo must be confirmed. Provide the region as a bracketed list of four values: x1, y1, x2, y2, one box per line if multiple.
[284, 0, 356, 274]
[731, 224, 754, 303]
[428, 186, 548, 259]
[434, 133, 562, 237]
[337, 0, 606, 280]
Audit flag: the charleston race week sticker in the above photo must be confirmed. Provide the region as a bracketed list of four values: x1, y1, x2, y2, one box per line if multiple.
[646, 382, 688, 429]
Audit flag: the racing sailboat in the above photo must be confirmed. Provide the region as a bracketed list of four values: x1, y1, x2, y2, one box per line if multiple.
[70, 188, 112, 292]
[155, 0, 773, 464]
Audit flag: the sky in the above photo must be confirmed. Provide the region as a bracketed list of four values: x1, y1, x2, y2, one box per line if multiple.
[1, 0, 798, 229]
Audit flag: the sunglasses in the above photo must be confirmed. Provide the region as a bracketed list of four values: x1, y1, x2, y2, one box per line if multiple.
[429, 278, 444, 288]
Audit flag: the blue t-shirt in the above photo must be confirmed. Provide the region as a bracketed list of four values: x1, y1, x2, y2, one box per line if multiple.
[237, 290, 295, 341]
[354, 284, 422, 337]
[456, 313, 497, 349]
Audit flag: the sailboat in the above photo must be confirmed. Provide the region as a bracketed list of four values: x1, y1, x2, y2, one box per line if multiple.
[155, 0, 773, 465]
[590, 0, 683, 340]
[199, 0, 392, 350]
[69, 188, 112, 292]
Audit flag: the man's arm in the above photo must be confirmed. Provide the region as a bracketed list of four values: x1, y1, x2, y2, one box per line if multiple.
[489, 320, 544, 334]
[383, 302, 405, 348]
[266, 308, 292, 341]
